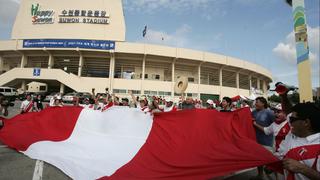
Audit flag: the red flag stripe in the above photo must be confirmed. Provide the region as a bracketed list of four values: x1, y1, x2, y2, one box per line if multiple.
[0, 106, 82, 151]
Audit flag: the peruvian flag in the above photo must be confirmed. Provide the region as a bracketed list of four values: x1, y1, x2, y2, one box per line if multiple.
[0, 106, 280, 179]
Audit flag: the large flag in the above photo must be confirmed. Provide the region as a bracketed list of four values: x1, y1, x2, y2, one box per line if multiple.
[0, 106, 280, 179]
[142, 25, 147, 37]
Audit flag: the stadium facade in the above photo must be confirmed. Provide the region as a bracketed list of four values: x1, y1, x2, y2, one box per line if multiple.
[0, 0, 272, 101]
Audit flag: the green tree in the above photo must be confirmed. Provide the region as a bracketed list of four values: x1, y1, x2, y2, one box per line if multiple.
[268, 94, 281, 103]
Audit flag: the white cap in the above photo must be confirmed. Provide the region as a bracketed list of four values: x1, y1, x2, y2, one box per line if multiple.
[139, 95, 147, 101]
[275, 104, 282, 110]
[206, 99, 214, 105]
[165, 97, 173, 102]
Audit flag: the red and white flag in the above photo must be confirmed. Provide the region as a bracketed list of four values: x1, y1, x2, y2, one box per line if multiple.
[0, 106, 280, 180]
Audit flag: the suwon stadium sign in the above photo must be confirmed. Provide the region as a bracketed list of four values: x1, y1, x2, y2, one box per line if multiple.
[58, 9, 110, 24]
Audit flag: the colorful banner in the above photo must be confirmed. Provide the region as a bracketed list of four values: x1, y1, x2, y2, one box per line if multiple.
[292, 0, 309, 64]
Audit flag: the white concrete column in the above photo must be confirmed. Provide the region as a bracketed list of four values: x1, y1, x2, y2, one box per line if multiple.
[21, 80, 26, 91]
[257, 78, 260, 91]
[108, 54, 114, 79]
[263, 80, 268, 95]
[20, 54, 27, 68]
[78, 54, 83, 77]
[219, 68, 223, 86]
[219, 67, 223, 100]
[171, 58, 176, 97]
[140, 55, 146, 95]
[198, 63, 202, 99]
[236, 72, 239, 89]
[249, 75, 252, 90]
[59, 83, 65, 94]
[0, 56, 3, 72]
[142, 55, 146, 80]
[48, 53, 54, 69]
[109, 52, 115, 94]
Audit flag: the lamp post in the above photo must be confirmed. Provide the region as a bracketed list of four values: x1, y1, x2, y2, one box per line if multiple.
[285, 0, 313, 102]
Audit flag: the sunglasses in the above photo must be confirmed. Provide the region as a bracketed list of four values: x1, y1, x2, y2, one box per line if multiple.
[289, 116, 306, 123]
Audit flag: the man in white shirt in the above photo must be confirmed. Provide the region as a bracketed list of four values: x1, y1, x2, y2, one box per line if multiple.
[20, 94, 34, 114]
[79, 98, 95, 110]
[275, 102, 320, 180]
[162, 97, 177, 112]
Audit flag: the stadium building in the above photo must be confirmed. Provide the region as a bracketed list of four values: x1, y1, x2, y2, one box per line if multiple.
[0, 0, 272, 101]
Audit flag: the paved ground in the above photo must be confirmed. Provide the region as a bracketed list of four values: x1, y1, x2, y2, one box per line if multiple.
[0, 100, 278, 180]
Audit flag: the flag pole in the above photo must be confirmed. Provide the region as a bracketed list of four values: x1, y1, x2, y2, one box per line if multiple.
[285, 0, 313, 102]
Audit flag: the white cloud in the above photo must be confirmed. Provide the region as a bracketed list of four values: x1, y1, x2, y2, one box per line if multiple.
[273, 26, 320, 64]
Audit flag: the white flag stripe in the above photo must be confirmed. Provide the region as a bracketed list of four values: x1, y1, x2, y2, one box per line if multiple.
[23, 107, 153, 180]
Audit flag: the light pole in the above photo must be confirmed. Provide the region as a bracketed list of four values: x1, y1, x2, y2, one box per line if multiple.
[285, 0, 313, 102]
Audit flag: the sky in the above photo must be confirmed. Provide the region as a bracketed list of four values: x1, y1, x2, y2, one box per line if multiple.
[0, 0, 319, 89]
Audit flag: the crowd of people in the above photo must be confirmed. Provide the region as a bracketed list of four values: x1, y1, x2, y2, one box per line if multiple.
[0, 87, 319, 180]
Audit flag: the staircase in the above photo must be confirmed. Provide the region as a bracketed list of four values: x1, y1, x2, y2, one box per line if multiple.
[0, 68, 89, 92]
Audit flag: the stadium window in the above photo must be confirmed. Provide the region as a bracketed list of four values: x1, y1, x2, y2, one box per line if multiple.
[188, 77, 195, 83]
[113, 89, 127, 94]
[39, 86, 46, 91]
[144, 74, 148, 79]
[164, 92, 171, 96]
[150, 91, 157, 95]
[155, 74, 160, 80]
[144, 90, 150, 95]
[131, 90, 141, 94]
[145, 90, 157, 95]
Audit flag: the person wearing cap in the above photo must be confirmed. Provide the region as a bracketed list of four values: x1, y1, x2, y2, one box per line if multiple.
[163, 97, 177, 112]
[275, 102, 320, 180]
[129, 90, 149, 113]
[206, 99, 215, 109]
[253, 103, 290, 152]
[53, 96, 64, 107]
[149, 97, 163, 113]
[80, 97, 94, 110]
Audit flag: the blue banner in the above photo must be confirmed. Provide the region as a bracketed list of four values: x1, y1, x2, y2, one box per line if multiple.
[23, 39, 115, 50]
